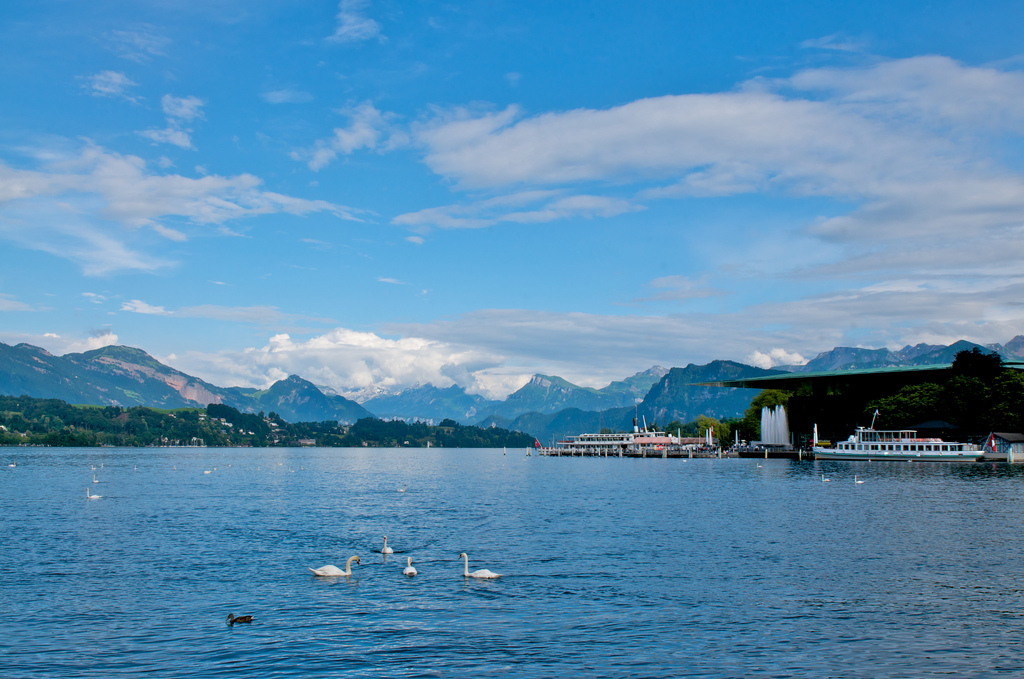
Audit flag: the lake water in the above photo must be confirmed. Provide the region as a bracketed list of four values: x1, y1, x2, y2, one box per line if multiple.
[3, 447, 1024, 677]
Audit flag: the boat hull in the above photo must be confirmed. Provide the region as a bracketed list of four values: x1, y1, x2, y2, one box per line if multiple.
[813, 448, 982, 462]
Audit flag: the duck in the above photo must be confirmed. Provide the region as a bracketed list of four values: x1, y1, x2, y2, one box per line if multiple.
[403, 557, 417, 576]
[309, 555, 360, 577]
[86, 488, 101, 500]
[381, 535, 393, 554]
[226, 613, 253, 625]
[458, 552, 500, 579]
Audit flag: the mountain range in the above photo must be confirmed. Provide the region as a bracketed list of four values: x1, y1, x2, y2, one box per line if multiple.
[780, 337, 1024, 373]
[0, 343, 370, 424]
[1, 335, 1020, 439]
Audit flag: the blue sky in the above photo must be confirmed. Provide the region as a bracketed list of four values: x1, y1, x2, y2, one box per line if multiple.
[2, 0, 1024, 399]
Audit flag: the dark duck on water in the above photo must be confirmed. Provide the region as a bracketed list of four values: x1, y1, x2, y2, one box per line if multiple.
[227, 613, 254, 625]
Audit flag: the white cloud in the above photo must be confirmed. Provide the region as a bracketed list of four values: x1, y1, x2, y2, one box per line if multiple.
[0, 143, 360, 275]
[293, 101, 405, 170]
[104, 27, 170, 63]
[119, 300, 331, 326]
[747, 348, 807, 369]
[377, 277, 405, 285]
[262, 89, 314, 104]
[85, 71, 139, 101]
[393, 190, 639, 230]
[64, 331, 118, 354]
[401, 56, 1024, 281]
[0, 293, 33, 312]
[137, 95, 205, 149]
[630, 275, 725, 304]
[169, 328, 504, 398]
[121, 299, 167, 315]
[799, 34, 866, 52]
[329, 0, 383, 43]
[161, 95, 204, 122]
[138, 127, 193, 149]
[151, 224, 187, 241]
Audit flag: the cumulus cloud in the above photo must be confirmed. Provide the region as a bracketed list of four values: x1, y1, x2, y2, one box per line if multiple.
[84, 71, 139, 101]
[292, 101, 405, 170]
[138, 127, 193, 149]
[161, 95, 204, 121]
[138, 95, 205, 149]
[0, 142, 359, 275]
[64, 330, 119, 354]
[747, 348, 807, 369]
[329, 0, 383, 43]
[169, 328, 504, 398]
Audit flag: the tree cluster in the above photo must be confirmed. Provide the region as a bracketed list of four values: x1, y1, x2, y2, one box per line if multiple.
[0, 396, 533, 449]
[864, 348, 1024, 434]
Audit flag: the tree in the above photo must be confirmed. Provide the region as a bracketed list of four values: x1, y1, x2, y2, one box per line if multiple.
[864, 383, 943, 428]
[695, 414, 730, 444]
[952, 347, 1002, 379]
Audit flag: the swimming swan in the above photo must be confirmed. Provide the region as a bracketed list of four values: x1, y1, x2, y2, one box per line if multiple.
[86, 488, 101, 500]
[403, 557, 417, 576]
[227, 613, 253, 624]
[855, 475, 865, 484]
[382, 535, 393, 554]
[458, 552, 500, 579]
[821, 474, 830, 482]
[309, 555, 360, 577]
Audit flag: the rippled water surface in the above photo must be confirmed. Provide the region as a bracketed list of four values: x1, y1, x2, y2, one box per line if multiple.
[3, 447, 1024, 677]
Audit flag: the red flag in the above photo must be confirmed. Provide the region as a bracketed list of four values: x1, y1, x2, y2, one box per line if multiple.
[534, 438, 541, 449]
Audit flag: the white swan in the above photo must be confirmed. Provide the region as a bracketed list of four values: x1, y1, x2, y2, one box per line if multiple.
[309, 555, 360, 576]
[92, 474, 99, 483]
[398, 484, 406, 493]
[86, 487, 101, 500]
[7, 462, 14, 468]
[382, 535, 394, 554]
[821, 474, 830, 482]
[403, 557, 417, 576]
[855, 475, 865, 484]
[459, 552, 500, 579]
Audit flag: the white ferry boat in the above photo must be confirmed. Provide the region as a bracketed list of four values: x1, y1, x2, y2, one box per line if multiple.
[813, 425, 981, 462]
[536, 418, 711, 457]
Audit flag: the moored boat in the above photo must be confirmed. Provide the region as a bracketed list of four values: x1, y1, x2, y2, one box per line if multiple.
[813, 426, 981, 462]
